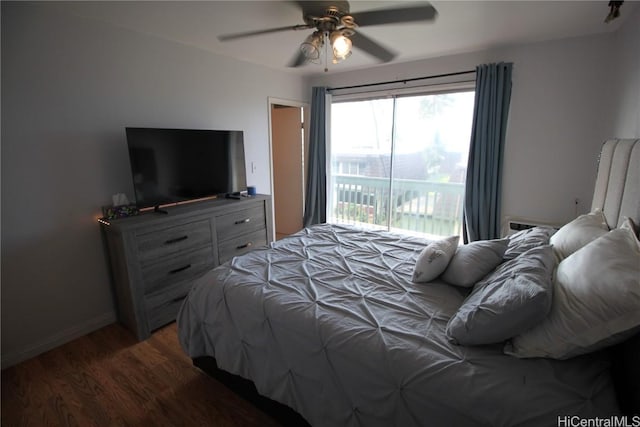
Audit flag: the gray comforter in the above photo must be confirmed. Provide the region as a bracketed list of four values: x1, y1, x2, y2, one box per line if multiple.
[177, 224, 619, 426]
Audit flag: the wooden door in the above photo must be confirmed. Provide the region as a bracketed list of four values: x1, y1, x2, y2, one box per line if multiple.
[272, 105, 304, 239]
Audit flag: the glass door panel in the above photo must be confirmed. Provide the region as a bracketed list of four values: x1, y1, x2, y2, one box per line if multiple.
[329, 99, 393, 230]
[390, 92, 475, 237]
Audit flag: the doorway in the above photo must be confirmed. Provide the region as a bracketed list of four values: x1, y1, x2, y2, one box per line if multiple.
[269, 99, 309, 240]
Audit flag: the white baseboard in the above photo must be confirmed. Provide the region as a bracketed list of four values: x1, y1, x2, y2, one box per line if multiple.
[1, 311, 118, 369]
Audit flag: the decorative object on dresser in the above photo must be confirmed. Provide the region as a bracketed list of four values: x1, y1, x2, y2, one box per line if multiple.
[100, 195, 273, 340]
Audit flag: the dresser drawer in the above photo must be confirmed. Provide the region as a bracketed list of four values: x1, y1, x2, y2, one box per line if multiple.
[147, 294, 187, 331]
[218, 229, 267, 264]
[141, 245, 215, 296]
[144, 271, 198, 332]
[146, 293, 187, 332]
[216, 206, 266, 242]
[137, 219, 212, 264]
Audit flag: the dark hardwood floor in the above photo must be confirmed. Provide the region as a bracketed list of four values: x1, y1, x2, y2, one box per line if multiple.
[1, 323, 281, 427]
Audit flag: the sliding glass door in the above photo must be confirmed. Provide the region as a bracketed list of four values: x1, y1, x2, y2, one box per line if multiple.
[328, 90, 475, 238]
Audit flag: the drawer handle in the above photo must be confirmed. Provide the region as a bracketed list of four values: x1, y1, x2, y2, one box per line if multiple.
[236, 242, 253, 250]
[165, 235, 189, 245]
[168, 264, 191, 275]
[235, 218, 251, 225]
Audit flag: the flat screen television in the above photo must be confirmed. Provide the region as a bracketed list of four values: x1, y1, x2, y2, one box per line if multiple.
[125, 127, 247, 210]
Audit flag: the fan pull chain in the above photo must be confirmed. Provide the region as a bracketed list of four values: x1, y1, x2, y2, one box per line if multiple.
[324, 31, 329, 72]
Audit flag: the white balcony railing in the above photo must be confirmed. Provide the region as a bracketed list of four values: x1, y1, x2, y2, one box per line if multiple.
[329, 175, 465, 238]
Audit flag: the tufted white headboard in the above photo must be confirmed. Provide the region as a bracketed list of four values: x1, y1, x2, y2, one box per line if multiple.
[591, 139, 640, 229]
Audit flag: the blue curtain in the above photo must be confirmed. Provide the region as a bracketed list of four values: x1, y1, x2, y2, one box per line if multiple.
[303, 87, 329, 227]
[463, 62, 513, 242]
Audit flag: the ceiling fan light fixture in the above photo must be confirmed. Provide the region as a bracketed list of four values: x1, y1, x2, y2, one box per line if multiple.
[330, 31, 352, 62]
[218, 2, 438, 70]
[300, 32, 322, 60]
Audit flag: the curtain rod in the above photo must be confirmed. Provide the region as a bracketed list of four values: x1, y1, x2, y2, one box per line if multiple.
[327, 69, 476, 92]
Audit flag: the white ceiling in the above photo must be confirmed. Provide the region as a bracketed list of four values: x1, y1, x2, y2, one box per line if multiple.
[66, 1, 635, 76]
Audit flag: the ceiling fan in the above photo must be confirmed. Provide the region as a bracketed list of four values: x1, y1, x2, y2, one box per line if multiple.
[218, 1, 438, 68]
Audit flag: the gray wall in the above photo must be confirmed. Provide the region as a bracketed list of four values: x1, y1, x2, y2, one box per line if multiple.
[1, 2, 307, 367]
[308, 10, 639, 227]
[607, 5, 640, 138]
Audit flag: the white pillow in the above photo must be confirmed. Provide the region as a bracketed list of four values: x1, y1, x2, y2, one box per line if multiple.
[549, 211, 609, 261]
[440, 238, 509, 288]
[412, 236, 459, 283]
[621, 217, 638, 234]
[623, 217, 639, 237]
[505, 223, 640, 359]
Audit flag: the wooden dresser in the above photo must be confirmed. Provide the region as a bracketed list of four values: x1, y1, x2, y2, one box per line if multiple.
[100, 195, 273, 340]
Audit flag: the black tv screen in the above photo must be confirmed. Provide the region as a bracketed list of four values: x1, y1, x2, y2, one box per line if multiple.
[125, 127, 247, 209]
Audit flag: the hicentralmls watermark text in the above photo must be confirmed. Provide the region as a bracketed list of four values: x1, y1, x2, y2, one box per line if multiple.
[557, 416, 640, 427]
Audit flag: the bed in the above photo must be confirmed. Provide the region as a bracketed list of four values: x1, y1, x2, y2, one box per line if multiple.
[178, 139, 640, 426]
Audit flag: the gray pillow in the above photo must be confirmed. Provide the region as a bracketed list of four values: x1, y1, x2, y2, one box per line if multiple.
[503, 226, 556, 261]
[446, 245, 555, 346]
[412, 235, 459, 283]
[441, 238, 509, 287]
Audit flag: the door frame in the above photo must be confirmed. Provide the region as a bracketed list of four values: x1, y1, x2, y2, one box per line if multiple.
[267, 97, 310, 238]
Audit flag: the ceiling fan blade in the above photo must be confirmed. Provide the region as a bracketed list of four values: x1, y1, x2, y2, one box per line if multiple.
[352, 4, 437, 27]
[288, 49, 308, 68]
[218, 24, 312, 42]
[350, 31, 396, 63]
